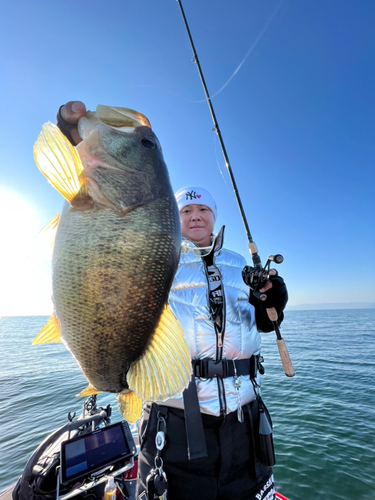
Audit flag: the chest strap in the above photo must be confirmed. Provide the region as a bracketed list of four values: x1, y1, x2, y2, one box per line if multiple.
[193, 354, 263, 379]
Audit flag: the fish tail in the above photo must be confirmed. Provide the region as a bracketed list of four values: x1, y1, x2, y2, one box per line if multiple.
[116, 390, 143, 424]
[33, 122, 89, 203]
[127, 304, 191, 402]
[32, 313, 61, 344]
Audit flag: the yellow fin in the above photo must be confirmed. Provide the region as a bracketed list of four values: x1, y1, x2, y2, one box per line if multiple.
[127, 304, 191, 402]
[33, 122, 89, 203]
[116, 390, 143, 424]
[77, 384, 102, 397]
[32, 313, 62, 344]
[39, 213, 60, 237]
[37, 213, 60, 255]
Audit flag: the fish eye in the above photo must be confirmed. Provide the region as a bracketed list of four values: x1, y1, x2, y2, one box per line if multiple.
[141, 138, 156, 149]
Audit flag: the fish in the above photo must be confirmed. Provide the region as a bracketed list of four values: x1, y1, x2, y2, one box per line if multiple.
[32, 105, 191, 422]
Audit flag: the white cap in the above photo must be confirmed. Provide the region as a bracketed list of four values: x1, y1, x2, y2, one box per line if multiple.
[175, 186, 218, 221]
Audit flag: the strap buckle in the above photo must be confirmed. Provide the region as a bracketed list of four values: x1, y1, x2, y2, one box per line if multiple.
[208, 359, 227, 378]
[193, 359, 227, 378]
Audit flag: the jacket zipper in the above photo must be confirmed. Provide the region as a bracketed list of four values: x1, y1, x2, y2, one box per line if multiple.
[214, 259, 226, 362]
[215, 264, 227, 416]
[217, 330, 223, 349]
[203, 260, 226, 361]
[217, 377, 226, 417]
[203, 256, 227, 415]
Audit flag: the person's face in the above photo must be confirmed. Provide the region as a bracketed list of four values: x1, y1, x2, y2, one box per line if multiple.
[180, 204, 215, 247]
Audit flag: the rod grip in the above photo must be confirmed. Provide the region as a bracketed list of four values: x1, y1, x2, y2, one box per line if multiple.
[266, 307, 295, 377]
[276, 338, 295, 377]
[266, 307, 278, 322]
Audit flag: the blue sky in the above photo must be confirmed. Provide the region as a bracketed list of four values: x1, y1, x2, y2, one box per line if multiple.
[0, 0, 374, 315]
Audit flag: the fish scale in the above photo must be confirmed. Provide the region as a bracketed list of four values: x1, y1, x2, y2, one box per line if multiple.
[53, 197, 180, 394]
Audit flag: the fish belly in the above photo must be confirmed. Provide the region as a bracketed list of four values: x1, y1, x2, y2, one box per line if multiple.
[52, 195, 180, 393]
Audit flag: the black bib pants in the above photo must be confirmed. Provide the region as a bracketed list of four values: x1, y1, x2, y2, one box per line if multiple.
[136, 401, 275, 500]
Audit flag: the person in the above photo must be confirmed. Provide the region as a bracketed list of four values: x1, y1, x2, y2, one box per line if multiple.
[57, 102, 288, 500]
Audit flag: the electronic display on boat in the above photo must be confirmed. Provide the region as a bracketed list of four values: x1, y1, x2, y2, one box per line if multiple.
[60, 421, 134, 485]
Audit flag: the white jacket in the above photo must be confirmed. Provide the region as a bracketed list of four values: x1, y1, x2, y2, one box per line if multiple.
[163, 227, 262, 417]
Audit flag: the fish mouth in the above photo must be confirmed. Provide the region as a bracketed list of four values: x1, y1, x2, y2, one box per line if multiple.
[78, 105, 152, 140]
[96, 105, 151, 129]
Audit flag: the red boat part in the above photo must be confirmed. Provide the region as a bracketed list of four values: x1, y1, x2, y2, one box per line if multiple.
[276, 492, 290, 500]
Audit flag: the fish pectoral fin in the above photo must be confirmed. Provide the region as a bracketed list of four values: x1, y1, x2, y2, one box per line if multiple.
[33, 122, 89, 205]
[96, 105, 151, 129]
[77, 385, 102, 397]
[32, 313, 62, 344]
[116, 390, 143, 424]
[127, 304, 192, 402]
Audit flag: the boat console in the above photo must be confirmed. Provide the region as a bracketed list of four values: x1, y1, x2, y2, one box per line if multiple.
[11, 396, 138, 500]
[57, 420, 136, 500]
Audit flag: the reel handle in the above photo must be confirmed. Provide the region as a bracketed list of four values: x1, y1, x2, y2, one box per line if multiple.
[267, 254, 284, 264]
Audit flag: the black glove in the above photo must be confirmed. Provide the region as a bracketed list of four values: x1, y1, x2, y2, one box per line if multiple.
[247, 272, 288, 333]
[254, 275, 288, 311]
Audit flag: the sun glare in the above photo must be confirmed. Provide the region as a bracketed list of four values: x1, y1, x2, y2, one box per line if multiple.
[0, 191, 53, 316]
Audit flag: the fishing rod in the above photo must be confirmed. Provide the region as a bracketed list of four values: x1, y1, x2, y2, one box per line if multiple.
[176, 0, 294, 377]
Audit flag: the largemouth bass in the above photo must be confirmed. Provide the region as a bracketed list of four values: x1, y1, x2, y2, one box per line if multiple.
[33, 105, 191, 422]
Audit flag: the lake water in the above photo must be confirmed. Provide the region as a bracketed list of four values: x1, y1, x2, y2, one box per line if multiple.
[0, 309, 374, 499]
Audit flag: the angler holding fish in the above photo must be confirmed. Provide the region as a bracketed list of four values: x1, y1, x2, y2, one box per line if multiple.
[49, 101, 289, 500]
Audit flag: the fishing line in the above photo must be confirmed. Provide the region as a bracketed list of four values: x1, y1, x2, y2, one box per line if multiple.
[213, 134, 237, 207]
[212, 134, 249, 259]
[206, 0, 284, 101]
[179, 0, 284, 103]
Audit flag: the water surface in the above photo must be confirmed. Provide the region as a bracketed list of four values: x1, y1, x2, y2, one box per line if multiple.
[1, 310, 374, 499]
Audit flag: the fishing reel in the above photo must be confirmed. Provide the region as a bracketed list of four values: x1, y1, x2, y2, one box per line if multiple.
[242, 254, 284, 298]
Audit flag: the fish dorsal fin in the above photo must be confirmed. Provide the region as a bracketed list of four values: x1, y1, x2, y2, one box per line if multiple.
[34, 122, 89, 205]
[96, 105, 151, 129]
[116, 390, 143, 424]
[127, 304, 191, 402]
[32, 313, 62, 344]
[77, 384, 102, 397]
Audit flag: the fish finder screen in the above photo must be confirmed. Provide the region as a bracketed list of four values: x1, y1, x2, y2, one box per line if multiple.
[60, 422, 132, 484]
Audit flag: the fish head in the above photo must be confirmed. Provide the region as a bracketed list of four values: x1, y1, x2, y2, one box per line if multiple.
[76, 106, 171, 212]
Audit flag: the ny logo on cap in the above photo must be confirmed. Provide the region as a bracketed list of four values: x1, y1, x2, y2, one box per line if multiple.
[185, 190, 201, 200]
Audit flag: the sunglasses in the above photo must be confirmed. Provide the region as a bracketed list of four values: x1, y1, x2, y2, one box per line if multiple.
[180, 240, 214, 257]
